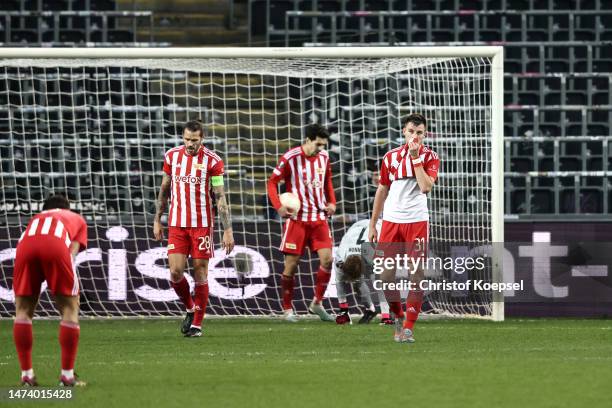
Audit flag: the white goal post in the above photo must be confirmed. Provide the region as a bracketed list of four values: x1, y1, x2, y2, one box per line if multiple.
[0, 46, 504, 321]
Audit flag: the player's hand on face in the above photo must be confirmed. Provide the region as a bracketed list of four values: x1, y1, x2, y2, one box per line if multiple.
[368, 226, 378, 243]
[408, 137, 420, 159]
[222, 229, 235, 255]
[153, 219, 164, 241]
[278, 206, 294, 218]
[325, 203, 336, 216]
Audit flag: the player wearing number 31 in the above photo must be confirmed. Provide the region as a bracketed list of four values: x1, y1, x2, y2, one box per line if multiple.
[153, 120, 235, 338]
[369, 113, 440, 343]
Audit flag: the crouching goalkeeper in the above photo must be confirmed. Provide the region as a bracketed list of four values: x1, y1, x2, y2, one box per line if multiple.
[335, 219, 390, 325]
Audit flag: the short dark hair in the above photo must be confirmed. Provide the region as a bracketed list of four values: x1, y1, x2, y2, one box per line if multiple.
[403, 113, 427, 129]
[342, 255, 364, 281]
[304, 123, 330, 141]
[42, 194, 70, 210]
[183, 119, 204, 138]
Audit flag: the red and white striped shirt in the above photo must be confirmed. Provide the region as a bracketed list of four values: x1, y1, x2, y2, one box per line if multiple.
[163, 145, 224, 228]
[267, 146, 336, 222]
[18, 209, 88, 251]
[380, 144, 440, 223]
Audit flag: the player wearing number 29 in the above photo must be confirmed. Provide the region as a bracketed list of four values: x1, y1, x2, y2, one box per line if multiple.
[369, 113, 440, 343]
[267, 124, 337, 322]
[153, 120, 235, 338]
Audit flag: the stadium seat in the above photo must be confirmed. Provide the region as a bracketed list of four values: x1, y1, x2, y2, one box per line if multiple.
[587, 124, 609, 135]
[459, 0, 483, 10]
[0, 0, 20, 11]
[431, 30, 454, 42]
[106, 30, 134, 42]
[545, 60, 570, 73]
[516, 92, 539, 106]
[565, 92, 587, 105]
[267, 0, 294, 30]
[506, 0, 529, 9]
[580, 190, 604, 213]
[526, 29, 548, 42]
[42, 30, 57, 42]
[57, 29, 97, 45]
[553, 0, 574, 9]
[539, 157, 555, 172]
[475, 30, 498, 42]
[317, 1, 341, 11]
[11, 29, 38, 43]
[531, 190, 554, 213]
[566, 124, 585, 137]
[410, 0, 437, 10]
[509, 190, 527, 213]
[365, 0, 391, 10]
[510, 158, 533, 172]
[89, 0, 116, 10]
[42, 0, 69, 11]
[538, 124, 561, 136]
[298, 0, 314, 11]
[592, 60, 612, 72]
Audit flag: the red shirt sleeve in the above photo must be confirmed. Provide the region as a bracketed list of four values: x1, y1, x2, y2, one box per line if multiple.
[267, 156, 289, 210]
[69, 212, 88, 251]
[379, 155, 391, 186]
[424, 151, 440, 181]
[163, 152, 171, 175]
[210, 158, 224, 177]
[325, 160, 336, 205]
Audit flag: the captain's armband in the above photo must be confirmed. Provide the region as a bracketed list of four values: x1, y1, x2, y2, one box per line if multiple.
[211, 175, 224, 187]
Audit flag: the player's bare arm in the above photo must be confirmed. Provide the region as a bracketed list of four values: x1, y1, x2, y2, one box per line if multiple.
[369, 184, 389, 243]
[69, 241, 81, 259]
[153, 174, 171, 241]
[213, 184, 235, 255]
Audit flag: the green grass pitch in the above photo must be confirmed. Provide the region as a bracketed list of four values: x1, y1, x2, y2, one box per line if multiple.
[1, 318, 611, 407]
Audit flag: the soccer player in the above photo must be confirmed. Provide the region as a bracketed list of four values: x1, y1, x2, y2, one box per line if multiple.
[334, 218, 389, 325]
[12, 194, 87, 386]
[267, 123, 336, 322]
[153, 119, 234, 338]
[368, 113, 440, 343]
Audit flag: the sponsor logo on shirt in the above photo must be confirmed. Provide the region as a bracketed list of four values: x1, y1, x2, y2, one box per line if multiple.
[173, 175, 203, 184]
[304, 179, 322, 188]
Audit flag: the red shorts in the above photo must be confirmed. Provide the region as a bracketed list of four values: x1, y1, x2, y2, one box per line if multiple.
[168, 227, 213, 259]
[280, 219, 333, 255]
[13, 238, 78, 297]
[378, 220, 429, 258]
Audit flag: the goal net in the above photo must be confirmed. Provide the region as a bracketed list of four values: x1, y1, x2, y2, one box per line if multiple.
[0, 48, 503, 320]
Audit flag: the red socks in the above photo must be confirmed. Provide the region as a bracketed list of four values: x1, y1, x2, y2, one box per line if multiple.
[59, 321, 80, 371]
[15, 319, 80, 378]
[281, 274, 294, 310]
[13, 319, 33, 371]
[314, 265, 331, 303]
[388, 301, 405, 318]
[192, 282, 209, 328]
[404, 290, 424, 330]
[171, 276, 194, 311]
